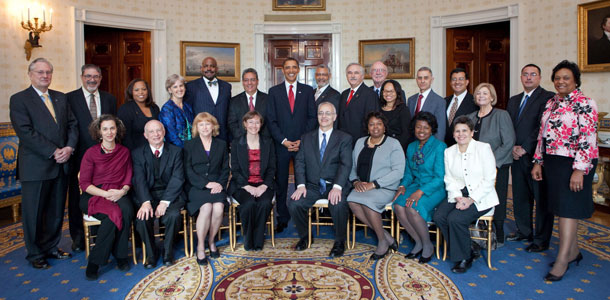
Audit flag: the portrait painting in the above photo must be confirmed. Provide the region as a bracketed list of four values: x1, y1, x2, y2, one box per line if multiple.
[273, 0, 325, 11]
[578, 0, 610, 72]
[180, 41, 241, 81]
[359, 38, 415, 79]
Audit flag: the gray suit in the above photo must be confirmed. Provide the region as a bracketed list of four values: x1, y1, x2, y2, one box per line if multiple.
[407, 90, 447, 140]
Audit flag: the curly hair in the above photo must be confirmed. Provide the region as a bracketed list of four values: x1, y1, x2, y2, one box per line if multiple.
[88, 114, 126, 144]
[410, 111, 438, 135]
[551, 60, 581, 88]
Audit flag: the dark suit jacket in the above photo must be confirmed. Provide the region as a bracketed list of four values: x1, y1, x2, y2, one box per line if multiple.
[369, 84, 406, 103]
[266, 81, 317, 144]
[10, 86, 78, 181]
[338, 84, 379, 142]
[183, 137, 229, 189]
[506, 87, 555, 155]
[67, 88, 117, 169]
[228, 134, 276, 195]
[407, 90, 446, 141]
[185, 77, 232, 141]
[228, 90, 268, 139]
[117, 101, 160, 150]
[132, 143, 186, 205]
[589, 36, 610, 65]
[315, 86, 340, 112]
[443, 93, 477, 146]
[294, 129, 353, 192]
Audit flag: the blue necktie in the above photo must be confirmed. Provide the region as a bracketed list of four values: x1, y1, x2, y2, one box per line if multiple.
[375, 88, 380, 96]
[319, 133, 327, 194]
[517, 95, 529, 119]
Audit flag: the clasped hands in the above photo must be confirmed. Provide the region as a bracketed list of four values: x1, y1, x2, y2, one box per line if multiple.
[104, 188, 127, 202]
[454, 196, 474, 210]
[206, 182, 223, 194]
[137, 201, 169, 220]
[54, 146, 73, 164]
[243, 184, 268, 197]
[392, 186, 423, 207]
[282, 140, 301, 152]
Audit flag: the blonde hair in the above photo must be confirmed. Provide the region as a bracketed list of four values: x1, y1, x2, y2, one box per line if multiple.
[192, 112, 220, 137]
[474, 82, 498, 106]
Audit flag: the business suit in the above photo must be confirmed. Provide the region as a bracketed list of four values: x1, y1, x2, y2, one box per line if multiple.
[444, 93, 477, 146]
[66, 88, 117, 248]
[589, 35, 610, 64]
[10, 86, 78, 263]
[132, 143, 185, 262]
[185, 77, 232, 141]
[338, 84, 379, 143]
[229, 135, 276, 250]
[117, 101, 160, 150]
[315, 86, 341, 112]
[266, 81, 317, 224]
[507, 87, 555, 245]
[407, 90, 447, 141]
[370, 84, 406, 103]
[228, 91, 268, 139]
[288, 129, 352, 241]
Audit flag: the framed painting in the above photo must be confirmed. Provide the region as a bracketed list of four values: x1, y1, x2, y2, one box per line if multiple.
[180, 41, 241, 82]
[272, 0, 325, 11]
[359, 38, 415, 79]
[578, 0, 610, 72]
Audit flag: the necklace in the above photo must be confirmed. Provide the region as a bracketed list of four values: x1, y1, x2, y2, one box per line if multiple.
[101, 143, 115, 153]
[367, 135, 385, 147]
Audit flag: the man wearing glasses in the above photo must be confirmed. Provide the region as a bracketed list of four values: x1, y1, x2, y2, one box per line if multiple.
[443, 67, 477, 146]
[228, 68, 268, 138]
[312, 65, 340, 113]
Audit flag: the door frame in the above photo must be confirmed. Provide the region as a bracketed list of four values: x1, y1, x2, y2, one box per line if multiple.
[72, 7, 167, 106]
[430, 4, 519, 96]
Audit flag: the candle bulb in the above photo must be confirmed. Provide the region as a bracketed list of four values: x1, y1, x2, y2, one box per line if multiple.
[21, 9, 23, 23]
[28, 8, 30, 22]
[50, 9, 52, 25]
[43, 7, 45, 23]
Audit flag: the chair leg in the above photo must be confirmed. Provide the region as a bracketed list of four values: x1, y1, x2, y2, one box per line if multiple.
[487, 220, 493, 269]
[84, 224, 90, 259]
[11, 203, 19, 223]
[182, 212, 189, 257]
[315, 208, 320, 236]
[229, 205, 235, 252]
[442, 237, 447, 261]
[390, 210, 395, 252]
[142, 241, 147, 265]
[189, 217, 194, 258]
[350, 214, 356, 250]
[131, 225, 137, 265]
[436, 228, 441, 260]
[346, 213, 350, 250]
[270, 209, 275, 248]
[308, 208, 312, 248]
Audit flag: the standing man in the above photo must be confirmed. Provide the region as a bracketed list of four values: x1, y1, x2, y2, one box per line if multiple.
[338, 63, 379, 143]
[289, 102, 352, 256]
[185, 57, 232, 141]
[505, 64, 555, 251]
[313, 64, 340, 112]
[369, 61, 406, 100]
[66, 64, 117, 252]
[132, 120, 185, 268]
[443, 67, 477, 146]
[266, 57, 317, 233]
[228, 68, 268, 138]
[9, 58, 78, 268]
[407, 67, 446, 140]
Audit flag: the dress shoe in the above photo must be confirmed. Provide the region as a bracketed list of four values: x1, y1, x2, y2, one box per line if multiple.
[209, 250, 220, 258]
[254, 246, 263, 251]
[329, 241, 345, 257]
[85, 262, 99, 281]
[388, 239, 398, 252]
[71, 243, 84, 253]
[544, 266, 569, 282]
[116, 258, 130, 271]
[163, 255, 174, 266]
[31, 258, 50, 269]
[451, 256, 474, 273]
[197, 256, 208, 265]
[47, 249, 72, 260]
[525, 243, 549, 253]
[506, 233, 533, 242]
[276, 222, 288, 233]
[419, 254, 433, 264]
[294, 237, 309, 251]
[370, 249, 389, 260]
[405, 249, 422, 259]
[144, 261, 156, 269]
[549, 252, 583, 267]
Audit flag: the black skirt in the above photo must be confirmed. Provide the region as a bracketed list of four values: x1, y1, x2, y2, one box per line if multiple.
[543, 155, 597, 219]
[186, 187, 226, 216]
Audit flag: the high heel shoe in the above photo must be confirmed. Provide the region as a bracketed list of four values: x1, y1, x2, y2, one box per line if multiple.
[544, 265, 569, 282]
[549, 252, 583, 267]
[405, 249, 422, 259]
[418, 253, 433, 264]
[370, 249, 389, 260]
[388, 239, 398, 252]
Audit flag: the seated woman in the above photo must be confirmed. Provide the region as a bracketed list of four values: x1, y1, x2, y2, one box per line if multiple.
[347, 112, 405, 260]
[184, 112, 229, 265]
[434, 116, 498, 274]
[393, 112, 446, 264]
[159, 74, 194, 148]
[229, 111, 275, 251]
[79, 114, 134, 280]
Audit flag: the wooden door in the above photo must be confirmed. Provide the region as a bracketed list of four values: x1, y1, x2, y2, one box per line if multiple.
[267, 38, 330, 88]
[85, 26, 151, 107]
[446, 22, 510, 108]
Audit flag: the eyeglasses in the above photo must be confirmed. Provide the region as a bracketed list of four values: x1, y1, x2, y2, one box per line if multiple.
[382, 90, 396, 94]
[521, 72, 538, 77]
[242, 78, 257, 83]
[371, 68, 387, 73]
[83, 75, 101, 79]
[317, 111, 335, 116]
[33, 70, 53, 75]
[315, 73, 329, 76]
[451, 77, 466, 82]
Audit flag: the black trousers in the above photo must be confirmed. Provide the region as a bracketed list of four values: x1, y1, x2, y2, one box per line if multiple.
[80, 193, 134, 266]
[511, 154, 553, 245]
[67, 170, 85, 247]
[21, 174, 68, 262]
[492, 164, 510, 241]
[286, 186, 349, 242]
[434, 200, 490, 262]
[275, 146, 296, 224]
[134, 199, 184, 260]
[232, 186, 274, 249]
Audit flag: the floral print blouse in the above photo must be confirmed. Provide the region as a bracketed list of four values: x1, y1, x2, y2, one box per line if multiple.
[533, 89, 598, 174]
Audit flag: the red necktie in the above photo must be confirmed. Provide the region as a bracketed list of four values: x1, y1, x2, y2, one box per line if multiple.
[414, 94, 423, 115]
[346, 89, 355, 106]
[249, 95, 254, 111]
[288, 85, 295, 113]
[154, 149, 160, 158]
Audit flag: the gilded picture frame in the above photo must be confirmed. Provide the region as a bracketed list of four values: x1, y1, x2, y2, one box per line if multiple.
[359, 38, 415, 79]
[180, 41, 241, 82]
[272, 0, 325, 11]
[578, 0, 610, 72]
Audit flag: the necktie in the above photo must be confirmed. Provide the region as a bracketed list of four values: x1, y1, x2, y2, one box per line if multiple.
[315, 88, 322, 101]
[346, 89, 355, 106]
[288, 85, 295, 113]
[375, 88, 380, 96]
[208, 80, 218, 87]
[448, 96, 459, 125]
[319, 132, 327, 194]
[89, 93, 97, 120]
[518, 95, 530, 119]
[42, 94, 56, 122]
[154, 149, 160, 158]
[248, 95, 254, 111]
[414, 94, 423, 115]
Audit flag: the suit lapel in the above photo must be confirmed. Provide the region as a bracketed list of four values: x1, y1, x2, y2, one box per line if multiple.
[29, 87, 57, 126]
[237, 137, 249, 177]
[321, 131, 338, 166]
[158, 146, 170, 176]
[254, 91, 265, 111]
[310, 131, 321, 167]
[143, 147, 155, 184]
[198, 78, 215, 106]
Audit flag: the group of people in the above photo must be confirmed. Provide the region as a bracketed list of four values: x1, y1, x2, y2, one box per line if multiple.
[10, 54, 597, 282]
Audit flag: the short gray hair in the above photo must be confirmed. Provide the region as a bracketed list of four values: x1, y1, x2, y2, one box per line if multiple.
[28, 58, 53, 72]
[317, 101, 336, 114]
[346, 62, 364, 74]
[417, 66, 433, 76]
[81, 64, 101, 75]
[316, 64, 331, 74]
[165, 74, 186, 91]
[242, 68, 259, 80]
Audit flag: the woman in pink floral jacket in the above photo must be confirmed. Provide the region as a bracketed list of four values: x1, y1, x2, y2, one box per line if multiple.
[532, 60, 598, 282]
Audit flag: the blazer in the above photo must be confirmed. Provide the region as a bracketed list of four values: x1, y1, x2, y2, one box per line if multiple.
[443, 93, 477, 146]
[183, 137, 229, 189]
[9, 86, 78, 181]
[185, 77, 232, 141]
[158, 99, 194, 148]
[444, 140, 499, 212]
[400, 136, 446, 196]
[117, 100, 160, 150]
[228, 90, 268, 139]
[294, 129, 353, 191]
[229, 134, 276, 195]
[349, 136, 405, 190]
[467, 108, 515, 167]
[131, 143, 185, 205]
[315, 86, 341, 112]
[266, 81, 317, 144]
[506, 87, 555, 155]
[338, 84, 380, 142]
[407, 90, 447, 141]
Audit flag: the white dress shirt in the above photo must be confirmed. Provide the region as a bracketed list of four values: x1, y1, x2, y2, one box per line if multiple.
[203, 77, 219, 104]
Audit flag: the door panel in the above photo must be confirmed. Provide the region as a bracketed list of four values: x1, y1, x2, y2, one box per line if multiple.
[267, 38, 330, 88]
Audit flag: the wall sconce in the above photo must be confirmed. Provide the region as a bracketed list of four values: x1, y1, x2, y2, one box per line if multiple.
[21, 6, 53, 61]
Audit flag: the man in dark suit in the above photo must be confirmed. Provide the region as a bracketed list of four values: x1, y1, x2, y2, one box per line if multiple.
[66, 64, 117, 252]
[588, 15, 610, 65]
[368, 61, 406, 100]
[185, 57, 232, 141]
[313, 64, 340, 112]
[289, 102, 352, 256]
[407, 67, 446, 140]
[266, 57, 317, 232]
[505, 64, 555, 251]
[338, 63, 379, 143]
[444, 67, 477, 146]
[132, 120, 185, 268]
[9, 58, 78, 269]
[228, 68, 268, 138]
